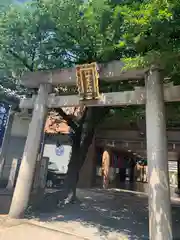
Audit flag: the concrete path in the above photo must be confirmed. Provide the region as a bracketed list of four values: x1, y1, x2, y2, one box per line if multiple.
[0, 218, 85, 240]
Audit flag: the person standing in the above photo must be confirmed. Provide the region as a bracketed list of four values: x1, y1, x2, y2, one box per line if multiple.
[118, 155, 126, 183]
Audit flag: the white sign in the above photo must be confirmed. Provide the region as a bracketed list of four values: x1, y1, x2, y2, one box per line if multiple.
[44, 144, 72, 174]
[168, 161, 177, 172]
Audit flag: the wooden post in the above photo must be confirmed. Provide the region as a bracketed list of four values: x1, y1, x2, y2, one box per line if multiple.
[32, 132, 46, 191]
[30, 157, 49, 209]
[0, 111, 14, 179]
[145, 66, 172, 240]
[9, 84, 50, 219]
[102, 148, 111, 189]
[177, 160, 180, 190]
[6, 158, 20, 190]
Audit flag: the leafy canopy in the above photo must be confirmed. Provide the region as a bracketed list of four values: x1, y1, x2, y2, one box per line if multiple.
[0, 0, 127, 104]
[0, 0, 180, 124]
[117, 0, 180, 78]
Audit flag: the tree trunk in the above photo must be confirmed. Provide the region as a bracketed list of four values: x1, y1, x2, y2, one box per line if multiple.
[58, 107, 109, 206]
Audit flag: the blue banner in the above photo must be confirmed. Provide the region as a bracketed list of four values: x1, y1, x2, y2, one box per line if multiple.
[0, 103, 10, 148]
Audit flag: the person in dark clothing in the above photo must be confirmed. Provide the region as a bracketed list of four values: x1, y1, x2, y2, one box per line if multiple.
[129, 157, 136, 183]
[118, 155, 126, 183]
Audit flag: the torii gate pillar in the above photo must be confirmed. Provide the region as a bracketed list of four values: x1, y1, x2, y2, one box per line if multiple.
[145, 66, 172, 240]
[9, 84, 51, 219]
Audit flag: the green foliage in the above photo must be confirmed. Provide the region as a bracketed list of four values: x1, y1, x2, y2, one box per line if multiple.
[1, 0, 180, 84]
[0, 2, 67, 72]
[0, 0, 127, 102]
[0, 0, 13, 12]
[40, 0, 126, 63]
[116, 0, 180, 79]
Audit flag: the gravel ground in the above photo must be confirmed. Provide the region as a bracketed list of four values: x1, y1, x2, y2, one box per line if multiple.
[28, 188, 180, 240]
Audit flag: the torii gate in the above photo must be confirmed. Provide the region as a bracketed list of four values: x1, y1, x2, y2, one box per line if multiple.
[9, 61, 177, 240]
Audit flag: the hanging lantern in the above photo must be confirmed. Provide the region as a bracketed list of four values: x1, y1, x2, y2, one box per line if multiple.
[76, 62, 100, 101]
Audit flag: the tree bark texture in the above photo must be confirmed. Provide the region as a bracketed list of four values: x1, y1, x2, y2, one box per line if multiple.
[58, 106, 109, 205]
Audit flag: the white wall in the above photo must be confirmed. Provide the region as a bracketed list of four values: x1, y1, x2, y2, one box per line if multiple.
[43, 144, 72, 174]
[11, 114, 30, 137]
[9, 114, 72, 176]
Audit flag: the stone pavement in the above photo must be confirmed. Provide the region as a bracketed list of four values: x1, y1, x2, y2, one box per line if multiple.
[0, 217, 86, 240]
[1, 189, 180, 240]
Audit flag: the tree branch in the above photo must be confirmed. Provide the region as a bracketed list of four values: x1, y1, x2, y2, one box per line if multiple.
[31, 25, 43, 71]
[78, 107, 88, 127]
[56, 108, 78, 132]
[8, 49, 33, 71]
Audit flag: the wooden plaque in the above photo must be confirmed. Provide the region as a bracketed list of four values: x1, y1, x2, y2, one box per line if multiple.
[76, 62, 100, 101]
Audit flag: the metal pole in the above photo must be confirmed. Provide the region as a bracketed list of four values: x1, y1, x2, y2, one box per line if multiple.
[145, 66, 172, 240]
[9, 84, 50, 218]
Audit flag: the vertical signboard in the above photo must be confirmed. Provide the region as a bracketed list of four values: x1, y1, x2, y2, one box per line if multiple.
[0, 102, 10, 149]
[76, 62, 100, 101]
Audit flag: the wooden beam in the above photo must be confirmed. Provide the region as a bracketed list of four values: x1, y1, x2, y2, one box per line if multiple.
[20, 84, 180, 109]
[96, 139, 180, 152]
[96, 129, 180, 142]
[21, 61, 146, 88]
[126, 150, 178, 160]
